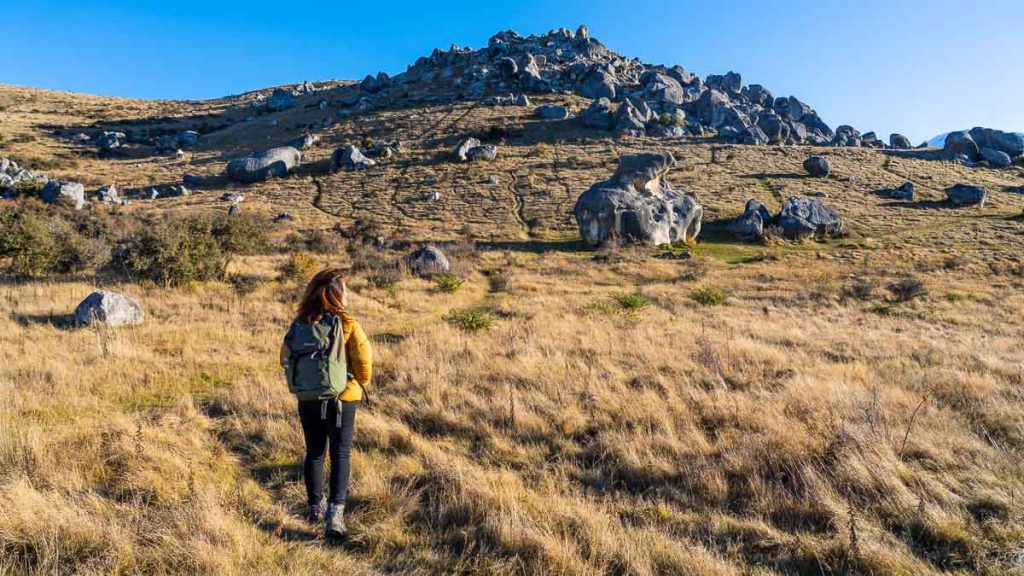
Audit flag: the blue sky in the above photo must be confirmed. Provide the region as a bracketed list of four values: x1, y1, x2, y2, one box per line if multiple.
[5, 0, 1023, 143]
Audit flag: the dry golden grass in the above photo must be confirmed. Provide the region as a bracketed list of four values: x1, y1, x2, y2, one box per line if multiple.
[1, 85, 1024, 575]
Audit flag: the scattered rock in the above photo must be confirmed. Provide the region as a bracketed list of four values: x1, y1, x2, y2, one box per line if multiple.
[406, 244, 450, 277]
[942, 131, 979, 160]
[454, 137, 482, 161]
[40, 180, 86, 209]
[536, 104, 570, 121]
[979, 147, 1012, 167]
[466, 144, 498, 162]
[97, 185, 127, 205]
[880, 181, 915, 200]
[289, 134, 321, 150]
[776, 197, 844, 239]
[581, 98, 615, 130]
[803, 156, 831, 178]
[332, 145, 376, 171]
[728, 199, 771, 240]
[574, 151, 703, 246]
[889, 133, 912, 149]
[945, 183, 988, 207]
[74, 291, 144, 327]
[226, 147, 301, 183]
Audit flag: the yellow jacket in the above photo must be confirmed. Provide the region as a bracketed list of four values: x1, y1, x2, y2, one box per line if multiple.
[338, 312, 373, 402]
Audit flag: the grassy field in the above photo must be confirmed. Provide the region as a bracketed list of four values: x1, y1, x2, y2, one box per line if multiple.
[1, 85, 1023, 575]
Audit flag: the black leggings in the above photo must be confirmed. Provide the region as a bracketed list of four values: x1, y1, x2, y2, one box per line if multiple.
[298, 399, 357, 506]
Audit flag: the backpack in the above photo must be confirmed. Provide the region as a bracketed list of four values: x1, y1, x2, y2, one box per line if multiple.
[283, 314, 348, 402]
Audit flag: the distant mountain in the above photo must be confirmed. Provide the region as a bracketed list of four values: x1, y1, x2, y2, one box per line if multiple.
[928, 130, 1024, 148]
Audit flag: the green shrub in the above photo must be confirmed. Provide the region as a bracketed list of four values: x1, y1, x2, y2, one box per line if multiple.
[121, 216, 231, 285]
[443, 308, 495, 332]
[691, 286, 726, 306]
[886, 276, 928, 302]
[612, 292, 650, 312]
[0, 204, 110, 277]
[209, 212, 269, 255]
[434, 273, 465, 293]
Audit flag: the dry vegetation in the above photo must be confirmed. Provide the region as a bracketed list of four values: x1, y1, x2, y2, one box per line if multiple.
[1, 84, 1023, 575]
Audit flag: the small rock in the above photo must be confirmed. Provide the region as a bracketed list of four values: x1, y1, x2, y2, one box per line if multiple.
[945, 183, 988, 207]
[536, 105, 570, 121]
[406, 244, 450, 277]
[466, 144, 498, 162]
[803, 156, 831, 178]
[40, 180, 86, 210]
[332, 145, 376, 171]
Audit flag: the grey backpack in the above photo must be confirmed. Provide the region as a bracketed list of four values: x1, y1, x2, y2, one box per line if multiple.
[283, 314, 348, 402]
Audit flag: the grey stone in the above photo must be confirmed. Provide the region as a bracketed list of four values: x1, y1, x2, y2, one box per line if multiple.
[881, 181, 915, 200]
[454, 137, 482, 161]
[889, 133, 912, 149]
[942, 131, 979, 160]
[226, 146, 301, 183]
[406, 244, 450, 277]
[979, 147, 1012, 167]
[289, 134, 321, 150]
[537, 105, 570, 121]
[332, 145, 376, 171]
[574, 151, 703, 246]
[729, 198, 772, 240]
[97, 185, 125, 204]
[466, 144, 498, 162]
[945, 183, 988, 206]
[575, 67, 617, 100]
[581, 97, 615, 129]
[74, 291, 144, 327]
[776, 197, 843, 238]
[741, 126, 769, 145]
[40, 180, 86, 209]
[267, 88, 295, 111]
[968, 127, 1024, 158]
[803, 156, 831, 178]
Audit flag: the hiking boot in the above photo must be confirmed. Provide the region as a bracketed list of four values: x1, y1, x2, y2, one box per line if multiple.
[324, 503, 346, 539]
[307, 497, 327, 524]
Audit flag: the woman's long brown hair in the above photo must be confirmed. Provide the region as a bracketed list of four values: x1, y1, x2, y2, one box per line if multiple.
[296, 268, 347, 324]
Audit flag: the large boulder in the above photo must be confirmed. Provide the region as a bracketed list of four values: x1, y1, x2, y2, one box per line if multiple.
[968, 127, 1024, 158]
[74, 291, 144, 327]
[776, 197, 843, 238]
[942, 131, 979, 160]
[454, 137, 482, 161]
[832, 125, 862, 147]
[536, 105, 570, 121]
[706, 71, 742, 94]
[694, 89, 731, 129]
[40, 180, 86, 209]
[889, 133, 912, 149]
[979, 147, 1012, 167]
[226, 147, 301, 183]
[945, 183, 988, 207]
[581, 98, 615, 130]
[728, 199, 772, 240]
[267, 88, 295, 111]
[642, 72, 686, 105]
[803, 156, 831, 178]
[332, 145, 376, 171]
[406, 245, 450, 277]
[573, 151, 703, 246]
[575, 67, 617, 100]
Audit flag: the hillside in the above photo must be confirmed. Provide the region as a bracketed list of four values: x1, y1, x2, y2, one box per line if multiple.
[1, 26, 1024, 576]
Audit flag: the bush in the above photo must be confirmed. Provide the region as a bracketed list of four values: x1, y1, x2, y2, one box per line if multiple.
[886, 276, 928, 302]
[209, 212, 269, 255]
[612, 292, 650, 312]
[443, 308, 495, 332]
[691, 286, 726, 306]
[229, 274, 264, 295]
[842, 276, 876, 301]
[120, 216, 231, 285]
[0, 203, 110, 277]
[278, 251, 320, 283]
[434, 273, 465, 293]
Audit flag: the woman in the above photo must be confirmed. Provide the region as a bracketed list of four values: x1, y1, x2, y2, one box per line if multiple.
[280, 268, 372, 538]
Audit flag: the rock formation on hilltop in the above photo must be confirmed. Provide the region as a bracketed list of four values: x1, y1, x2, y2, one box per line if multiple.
[303, 26, 860, 147]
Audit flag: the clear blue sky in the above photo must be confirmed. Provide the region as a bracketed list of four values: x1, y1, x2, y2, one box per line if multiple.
[6, 0, 1023, 143]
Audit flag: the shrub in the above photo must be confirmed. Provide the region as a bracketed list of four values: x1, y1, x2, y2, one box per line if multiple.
[886, 276, 928, 302]
[229, 274, 264, 295]
[278, 251, 320, 283]
[612, 292, 650, 312]
[485, 270, 510, 292]
[434, 273, 465, 294]
[295, 228, 344, 253]
[843, 276, 876, 301]
[209, 212, 269, 255]
[443, 308, 494, 332]
[691, 286, 726, 306]
[676, 255, 713, 282]
[120, 216, 231, 285]
[0, 204, 110, 277]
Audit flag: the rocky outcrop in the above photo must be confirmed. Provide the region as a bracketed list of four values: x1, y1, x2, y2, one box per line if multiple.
[969, 127, 1024, 159]
[889, 133, 912, 149]
[574, 151, 702, 246]
[942, 131, 979, 161]
[226, 147, 301, 183]
[75, 291, 144, 327]
[728, 199, 772, 241]
[946, 183, 988, 207]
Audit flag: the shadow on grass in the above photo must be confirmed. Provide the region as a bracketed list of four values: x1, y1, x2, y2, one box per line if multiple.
[11, 312, 78, 330]
[878, 200, 957, 210]
[478, 239, 586, 253]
